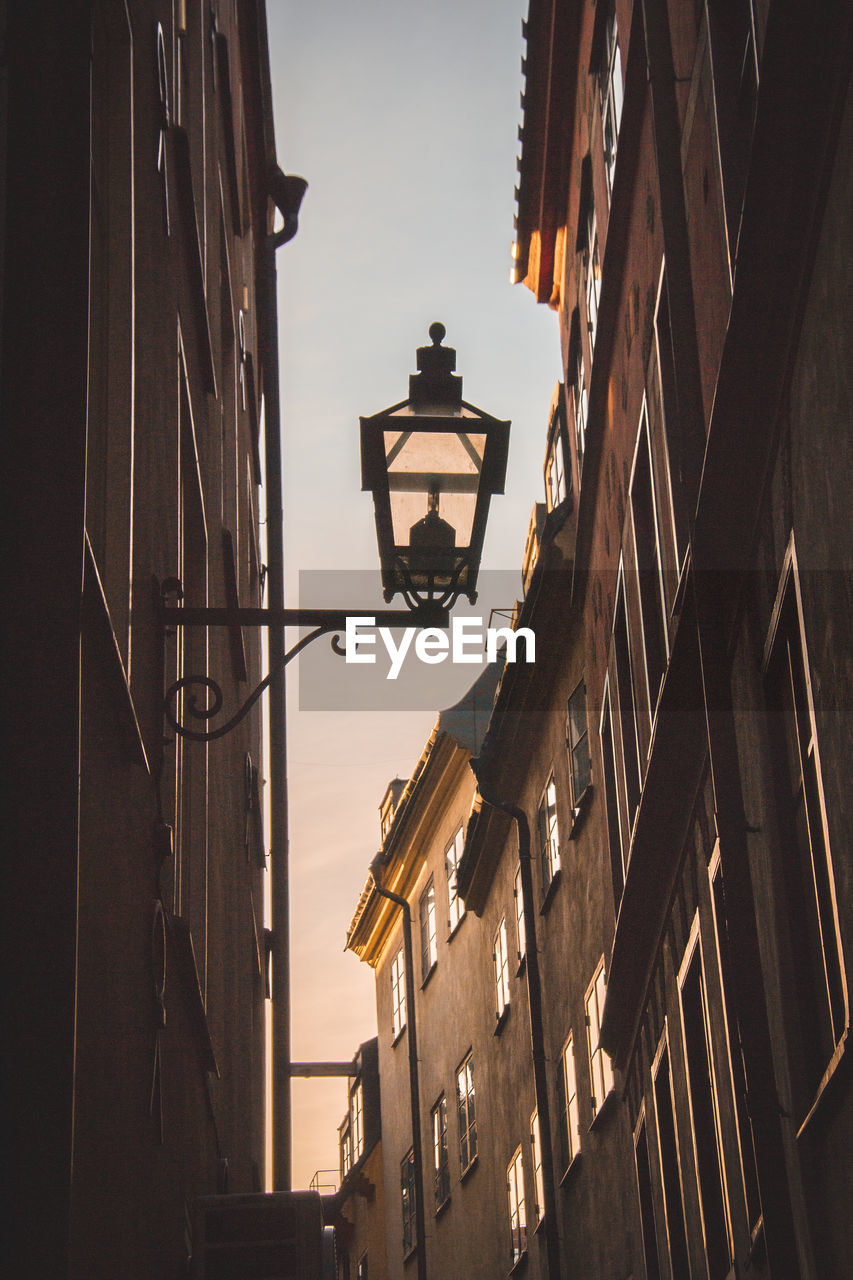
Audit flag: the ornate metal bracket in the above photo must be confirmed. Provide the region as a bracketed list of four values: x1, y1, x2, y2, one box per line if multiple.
[160, 586, 448, 744]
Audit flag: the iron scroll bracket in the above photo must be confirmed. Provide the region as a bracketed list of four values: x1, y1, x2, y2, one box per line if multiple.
[160, 594, 448, 744]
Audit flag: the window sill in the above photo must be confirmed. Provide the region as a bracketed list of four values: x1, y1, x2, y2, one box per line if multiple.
[559, 1153, 582, 1187]
[493, 1004, 510, 1036]
[421, 961, 437, 991]
[435, 1194, 451, 1219]
[568, 786, 593, 837]
[460, 1154, 479, 1183]
[588, 1087, 619, 1131]
[540, 867, 562, 915]
[391, 1026, 407, 1049]
[403, 1243, 418, 1266]
[509, 1248, 528, 1275]
[446, 911, 467, 943]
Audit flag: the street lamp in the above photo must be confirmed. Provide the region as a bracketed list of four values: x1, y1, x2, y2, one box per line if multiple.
[161, 323, 509, 743]
[361, 322, 510, 613]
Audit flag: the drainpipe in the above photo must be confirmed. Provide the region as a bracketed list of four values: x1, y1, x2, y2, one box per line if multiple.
[469, 769, 561, 1280]
[369, 856, 427, 1280]
[262, 232, 291, 1192]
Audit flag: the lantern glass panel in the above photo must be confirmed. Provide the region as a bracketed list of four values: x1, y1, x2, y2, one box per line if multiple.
[383, 428, 485, 550]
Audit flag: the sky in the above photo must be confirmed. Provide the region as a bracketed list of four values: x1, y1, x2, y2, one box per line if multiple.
[265, 0, 563, 1189]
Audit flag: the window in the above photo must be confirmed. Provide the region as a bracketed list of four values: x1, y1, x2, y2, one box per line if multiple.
[653, 265, 690, 567]
[507, 1148, 527, 1265]
[537, 775, 560, 894]
[544, 393, 568, 514]
[631, 402, 669, 714]
[599, 3, 624, 198]
[357, 1254, 368, 1280]
[709, 847, 762, 1235]
[530, 1111, 545, 1224]
[584, 201, 602, 352]
[350, 1080, 364, 1163]
[419, 877, 437, 981]
[432, 1095, 450, 1209]
[567, 678, 591, 807]
[600, 679, 626, 907]
[559, 1032, 580, 1168]
[586, 960, 614, 1115]
[340, 1117, 353, 1181]
[445, 825, 466, 932]
[514, 863, 526, 961]
[706, 0, 758, 259]
[401, 1149, 416, 1256]
[765, 547, 846, 1119]
[391, 948, 406, 1040]
[456, 1053, 478, 1172]
[634, 1110, 662, 1280]
[652, 1037, 691, 1279]
[613, 572, 642, 829]
[572, 332, 589, 477]
[494, 918, 511, 1021]
[679, 924, 733, 1280]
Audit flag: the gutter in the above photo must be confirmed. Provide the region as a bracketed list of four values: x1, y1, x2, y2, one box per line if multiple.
[250, 0, 306, 1192]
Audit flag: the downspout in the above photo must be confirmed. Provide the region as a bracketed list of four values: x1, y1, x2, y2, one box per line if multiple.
[369, 857, 428, 1280]
[261, 233, 291, 1192]
[640, 0, 800, 1272]
[469, 768, 561, 1280]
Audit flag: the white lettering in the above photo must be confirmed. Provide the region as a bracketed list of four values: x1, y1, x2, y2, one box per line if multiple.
[452, 616, 484, 663]
[486, 626, 536, 664]
[379, 626, 415, 680]
[415, 628, 450, 665]
[345, 616, 376, 663]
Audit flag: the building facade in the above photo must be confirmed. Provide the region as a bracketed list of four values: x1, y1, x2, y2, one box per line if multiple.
[2, 2, 305, 1274]
[343, 0, 852, 1277]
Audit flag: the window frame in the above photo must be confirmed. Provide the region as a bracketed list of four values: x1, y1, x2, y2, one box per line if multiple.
[612, 564, 642, 836]
[544, 394, 569, 513]
[514, 862, 527, 964]
[537, 773, 560, 896]
[530, 1110, 545, 1224]
[633, 1103, 663, 1280]
[401, 1147, 417, 1257]
[569, 312, 589, 480]
[431, 1093, 450, 1211]
[560, 1030, 581, 1171]
[629, 397, 670, 718]
[585, 958, 615, 1118]
[600, 675, 626, 908]
[708, 843, 762, 1237]
[677, 913, 735, 1279]
[567, 677, 592, 810]
[494, 916, 511, 1024]
[445, 825, 466, 935]
[507, 1146, 528, 1266]
[350, 1078, 364, 1163]
[583, 201, 602, 353]
[456, 1051, 478, 1174]
[598, 2, 624, 199]
[762, 536, 848, 1124]
[419, 875, 437, 984]
[390, 947, 407, 1041]
[651, 1028, 692, 1279]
